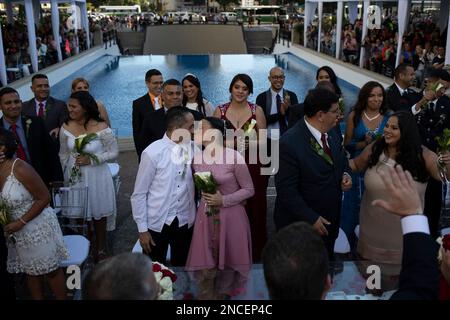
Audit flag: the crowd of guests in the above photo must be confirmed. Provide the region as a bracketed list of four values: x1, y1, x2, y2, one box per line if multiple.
[305, 10, 446, 80]
[1, 59, 450, 300]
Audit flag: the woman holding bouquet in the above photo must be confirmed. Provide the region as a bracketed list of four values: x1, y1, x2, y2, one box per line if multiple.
[0, 128, 68, 299]
[350, 111, 450, 290]
[186, 117, 254, 299]
[213, 74, 267, 262]
[59, 91, 118, 262]
[341, 81, 390, 250]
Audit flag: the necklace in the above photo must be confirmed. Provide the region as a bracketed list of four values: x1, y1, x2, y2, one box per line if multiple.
[363, 111, 381, 122]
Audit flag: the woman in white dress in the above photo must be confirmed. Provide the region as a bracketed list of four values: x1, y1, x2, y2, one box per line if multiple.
[182, 73, 214, 117]
[59, 91, 118, 262]
[0, 128, 68, 299]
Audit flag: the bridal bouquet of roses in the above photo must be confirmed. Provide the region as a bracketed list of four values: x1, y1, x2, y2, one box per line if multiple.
[153, 262, 177, 300]
[69, 133, 100, 185]
[0, 199, 11, 226]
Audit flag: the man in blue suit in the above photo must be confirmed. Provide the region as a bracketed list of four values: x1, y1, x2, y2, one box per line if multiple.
[275, 87, 352, 258]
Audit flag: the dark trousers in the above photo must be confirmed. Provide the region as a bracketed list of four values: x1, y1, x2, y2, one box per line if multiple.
[148, 217, 193, 267]
[424, 179, 442, 238]
[0, 227, 15, 299]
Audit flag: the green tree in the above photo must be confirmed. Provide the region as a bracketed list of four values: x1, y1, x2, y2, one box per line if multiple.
[215, 0, 237, 11]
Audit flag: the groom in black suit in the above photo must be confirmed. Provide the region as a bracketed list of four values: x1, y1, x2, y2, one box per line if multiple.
[0, 87, 63, 187]
[275, 88, 352, 258]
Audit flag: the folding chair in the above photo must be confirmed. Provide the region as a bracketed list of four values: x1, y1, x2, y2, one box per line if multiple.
[334, 228, 351, 254]
[51, 186, 90, 268]
[132, 239, 171, 262]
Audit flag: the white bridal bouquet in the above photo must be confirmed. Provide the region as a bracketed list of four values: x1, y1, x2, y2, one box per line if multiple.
[69, 133, 99, 185]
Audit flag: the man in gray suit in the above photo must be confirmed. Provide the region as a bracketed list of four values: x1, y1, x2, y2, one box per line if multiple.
[22, 73, 68, 139]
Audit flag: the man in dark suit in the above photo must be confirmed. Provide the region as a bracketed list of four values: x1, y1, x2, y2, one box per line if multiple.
[385, 64, 425, 112]
[0, 87, 63, 187]
[256, 66, 298, 140]
[274, 88, 352, 258]
[21, 73, 68, 138]
[264, 166, 439, 300]
[132, 69, 163, 160]
[139, 79, 203, 155]
[415, 70, 450, 238]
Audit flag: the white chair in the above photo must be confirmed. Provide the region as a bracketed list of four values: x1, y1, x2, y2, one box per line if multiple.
[51, 186, 90, 268]
[107, 163, 121, 195]
[334, 228, 351, 254]
[132, 239, 171, 261]
[441, 227, 450, 236]
[60, 235, 90, 268]
[355, 225, 360, 239]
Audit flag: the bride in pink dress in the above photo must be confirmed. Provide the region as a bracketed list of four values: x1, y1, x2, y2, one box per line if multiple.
[186, 117, 254, 299]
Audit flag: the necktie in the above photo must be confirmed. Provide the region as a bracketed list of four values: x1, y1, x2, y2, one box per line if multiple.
[38, 102, 45, 117]
[320, 133, 333, 160]
[276, 94, 287, 135]
[9, 124, 27, 162]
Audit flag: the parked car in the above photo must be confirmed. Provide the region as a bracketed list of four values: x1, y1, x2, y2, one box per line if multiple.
[219, 12, 237, 22]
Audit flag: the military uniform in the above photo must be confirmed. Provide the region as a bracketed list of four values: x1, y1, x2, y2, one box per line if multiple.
[416, 95, 450, 237]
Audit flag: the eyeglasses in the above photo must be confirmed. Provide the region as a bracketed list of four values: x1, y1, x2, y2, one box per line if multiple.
[270, 75, 285, 80]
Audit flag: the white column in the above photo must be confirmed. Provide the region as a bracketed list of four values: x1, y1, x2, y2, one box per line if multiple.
[348, 1, 359, 24]
[50, 0, 63, 62]
[317, 0, 323, 52]
[395, 0, 411, 67]
[24, 0, 38, 73]
[32, 0, 41, 24]
[304, 1, 311, 47]
[80, 2, 91, 49]
[0, 23, 8, 86]
[71, 1, 79, 55]
[446, 10, 450, 65]
[6, 1, 14, 24]
[359, 0, 370, 67]
[439, 0, 450, 36]
[336, 1, 343, 59]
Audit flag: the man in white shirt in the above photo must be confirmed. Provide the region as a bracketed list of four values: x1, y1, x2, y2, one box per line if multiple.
[131, 107, 196, 266]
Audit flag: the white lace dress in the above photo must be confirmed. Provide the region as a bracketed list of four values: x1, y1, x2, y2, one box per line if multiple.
[4, 159, 68, 276]
[59, 127, 118, 231]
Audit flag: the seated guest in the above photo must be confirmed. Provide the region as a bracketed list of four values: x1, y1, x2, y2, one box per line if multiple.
[0, 87, 63, 188]
[82, 252, 159, 300]
[0, 128, 68, 300]
[263, 165, 440, 300]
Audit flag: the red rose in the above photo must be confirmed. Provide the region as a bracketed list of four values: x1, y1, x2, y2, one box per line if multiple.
[443, 234, 450, 251]
[153, 263, 162, 273]
[161, 269, 177, 282]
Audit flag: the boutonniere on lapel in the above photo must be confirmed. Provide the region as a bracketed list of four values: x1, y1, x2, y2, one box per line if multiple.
[25, 118, 32, 138]
[310, 138, 333, 165]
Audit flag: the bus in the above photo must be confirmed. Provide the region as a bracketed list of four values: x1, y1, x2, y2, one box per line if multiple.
[98, 5, 141, 16]
[234, 5, 288, 24]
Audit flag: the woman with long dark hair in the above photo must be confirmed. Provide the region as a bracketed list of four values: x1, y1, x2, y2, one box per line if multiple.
[186, 117, 254, 299]
[351, 111, 450, 286]
[59, 91, 118, 262]
[182, 74, 213, 117]
[316, 66, 342, 97]
[213, 74, 267, 262]
[341, 81, 390, 248]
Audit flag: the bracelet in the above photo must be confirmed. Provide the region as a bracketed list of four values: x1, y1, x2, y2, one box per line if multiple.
[19, 218, 27, 225]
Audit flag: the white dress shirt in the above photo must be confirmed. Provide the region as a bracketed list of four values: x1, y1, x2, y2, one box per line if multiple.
[267, 88, 285, 139]
[401, 215, 430, 235]
[34, 99, 47, 116]
[131, 134, 196, 233]
[304, 117, 328, 149]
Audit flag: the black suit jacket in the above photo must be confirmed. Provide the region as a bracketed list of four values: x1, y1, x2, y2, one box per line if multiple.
[416, 95, 450, 152]
[22, 96, 68, 133]
[138, 107, 203, 158]
[132, 93, 155, 157]
[255, 89, 298, 126]
[390, 232, 439, 300]
[0, 116, 63, 187]
[275, 119, 349, 242]
[385, 83, 422, 112]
